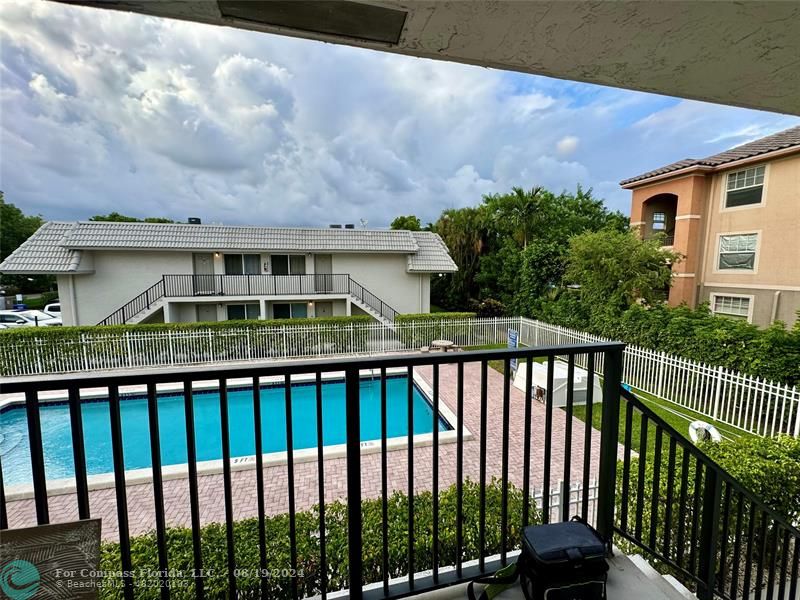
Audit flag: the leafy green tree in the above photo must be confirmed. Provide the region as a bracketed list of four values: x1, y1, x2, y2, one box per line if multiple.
[483, 186, 544, 248]
[89, 212, 175, 223]
[565, 228, 677, 315]
[390, 215, 422, 231]
[431, 206, 488, 309]
[0, 194, 54, 294]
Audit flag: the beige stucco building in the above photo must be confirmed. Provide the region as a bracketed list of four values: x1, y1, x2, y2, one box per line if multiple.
[623, 126, 800, 328]
[0, 221, 456, 326]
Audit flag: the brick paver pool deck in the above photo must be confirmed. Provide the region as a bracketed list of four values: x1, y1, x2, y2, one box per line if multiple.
[4, 361, 604, 541]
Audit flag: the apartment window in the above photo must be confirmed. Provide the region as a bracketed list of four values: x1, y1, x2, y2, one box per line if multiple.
[718, 233, 757, 270]
[227, 303, 260, 320]
[712, 295, 751, 321]
[224, 253, 260, 275]
[725, 165, 765, 208]
[273, 303, 308, 319]
[652, 212, 666, 231]
[271, 255, 306, 275]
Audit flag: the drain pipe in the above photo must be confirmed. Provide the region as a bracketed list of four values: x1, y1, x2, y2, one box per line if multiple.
[770, 290, 781, 323]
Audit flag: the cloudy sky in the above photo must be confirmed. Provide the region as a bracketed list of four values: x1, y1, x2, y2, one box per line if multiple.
[2, 2, 798, 227]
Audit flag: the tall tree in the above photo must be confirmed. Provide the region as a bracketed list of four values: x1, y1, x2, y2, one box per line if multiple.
[0, 194, 53, 293]
[390, 215, 422, 231]
[564, 228, 678, 317]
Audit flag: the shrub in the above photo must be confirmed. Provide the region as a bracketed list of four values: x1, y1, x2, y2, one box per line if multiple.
[395, 312, 477, 347]
[469, 298, 505, 318]
[615, 434, 800, 595]
[98, 479, 533, 599]
[702, 434, 800, 523]
[0, 316, 375, 375]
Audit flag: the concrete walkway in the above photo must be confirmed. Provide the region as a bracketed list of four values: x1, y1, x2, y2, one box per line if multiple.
[4, 362, 603, 541]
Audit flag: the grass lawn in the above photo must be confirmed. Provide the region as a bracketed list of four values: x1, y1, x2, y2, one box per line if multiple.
[464, 348, 754, 449]
[464, 343, 546, 376]
[570, 386, 756, 453]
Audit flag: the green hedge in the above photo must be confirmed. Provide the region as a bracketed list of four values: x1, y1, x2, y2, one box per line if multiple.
[395, 312, 476, 322]
[396, 313, 477, 347]
[615, 433, 800, 595]
[0, 315, 373, 340]
[99, 479, 533, 599]
[0, 316, 375, 375]
[536, 300, 800, 386]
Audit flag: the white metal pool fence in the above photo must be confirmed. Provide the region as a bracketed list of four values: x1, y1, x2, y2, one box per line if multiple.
[1, 316, 797, 438]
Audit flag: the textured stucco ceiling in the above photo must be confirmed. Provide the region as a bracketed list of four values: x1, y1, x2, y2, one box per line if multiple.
[67, 1, 800, 115]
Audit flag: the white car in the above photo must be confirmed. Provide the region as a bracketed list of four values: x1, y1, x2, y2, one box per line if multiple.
[43, 302, 61, 318]
[0, 310, 62, 327]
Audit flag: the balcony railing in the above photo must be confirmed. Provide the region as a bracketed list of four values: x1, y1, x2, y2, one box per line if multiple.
[644, 232, 675, 247]
[98, 274, 400, 325]
[2, 345, 798, 599]
[163, 273, 352, 297]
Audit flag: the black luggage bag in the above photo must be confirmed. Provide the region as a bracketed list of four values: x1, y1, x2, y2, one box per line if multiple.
[468, 517, 609, 600]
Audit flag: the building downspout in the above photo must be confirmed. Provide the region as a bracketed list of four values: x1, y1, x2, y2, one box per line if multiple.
[69, 275, 78, 326]
[770, 291, 781, 324]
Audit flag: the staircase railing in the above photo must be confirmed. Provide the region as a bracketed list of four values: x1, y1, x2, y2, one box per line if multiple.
[97, 279, 165, 326]
[614, 386, 800, 599]
[347, 276, 398, 322]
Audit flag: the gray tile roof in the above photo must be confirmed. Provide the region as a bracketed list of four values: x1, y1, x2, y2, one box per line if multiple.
[621, 125, 800, 185]
[60, 221, 420, 252]
[0, 221, 458, 274]
[0, 222, 86, 274]
[407, 232, 458, 273]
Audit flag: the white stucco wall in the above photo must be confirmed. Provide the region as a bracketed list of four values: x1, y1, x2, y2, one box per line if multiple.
[72, 251, 193, 325]
[68, 250, 433, 325]
[332, 253, 427, 314]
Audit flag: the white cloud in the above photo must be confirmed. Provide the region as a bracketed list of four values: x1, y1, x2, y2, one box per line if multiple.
[556, 135, 579, 156]
[1, 1, 798, 225]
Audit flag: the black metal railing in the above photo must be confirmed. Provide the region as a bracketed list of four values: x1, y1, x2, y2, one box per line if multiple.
[615, 387, 800, 600]
[98, 278, 165, 326]
[644, 232, 675, 247]
[348, 277, 399, 322]
[3, 346, 797, 599]
[162, 274, 352, 298]
[99, 274, 399, 325]
[0, 343, 621, 599]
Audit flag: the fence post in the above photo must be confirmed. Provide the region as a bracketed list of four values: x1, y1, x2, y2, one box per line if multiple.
[81, 333, 89, 371]
[282, 326, 288, 358]
[559, 479, 569, 522]
[596, 344, 624, 543]
[793, 387, 800, 438]
[712, 365, 724, 420]
[125, 331, 133, 368]
[168, 330, 175, 365]
[697, 465, 722, 600]
[344, 366, 363, 599]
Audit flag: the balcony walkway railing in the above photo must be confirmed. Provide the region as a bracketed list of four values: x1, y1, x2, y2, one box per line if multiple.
[98, 274, 399, 325]
[2, 344, 798, 599]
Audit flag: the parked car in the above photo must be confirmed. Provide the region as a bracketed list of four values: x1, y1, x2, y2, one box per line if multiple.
[0, 310, 62, 327]
[43, 302, 61, 318]
[20, 310, 63, 326]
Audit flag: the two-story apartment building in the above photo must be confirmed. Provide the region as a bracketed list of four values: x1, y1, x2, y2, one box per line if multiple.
[622, 125, 800, 328]
[0, 221, 457, 326]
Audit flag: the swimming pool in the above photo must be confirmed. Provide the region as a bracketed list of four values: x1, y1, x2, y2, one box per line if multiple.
[0, 374, 451, 487]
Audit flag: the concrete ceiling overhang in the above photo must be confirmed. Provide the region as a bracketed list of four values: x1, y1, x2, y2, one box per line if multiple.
[63, 1, 800, 116]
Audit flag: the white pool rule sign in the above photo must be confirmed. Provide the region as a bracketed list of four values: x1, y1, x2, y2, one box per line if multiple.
[507, 328, 519, 373]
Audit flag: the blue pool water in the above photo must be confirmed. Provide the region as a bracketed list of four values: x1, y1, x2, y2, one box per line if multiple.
[0, 376, 450, 486]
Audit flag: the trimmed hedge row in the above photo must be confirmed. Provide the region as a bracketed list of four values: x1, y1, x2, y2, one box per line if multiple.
[0, 316, 377, 375]
[395, 312, 476, 322]
[99, 479, 531, 599]
[0, 315, 374, 341]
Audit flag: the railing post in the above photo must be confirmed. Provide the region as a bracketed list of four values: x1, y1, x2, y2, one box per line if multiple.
[345, 366, 363, 599]
[596, 345, 624, 543]
[697, 465, 722, 600]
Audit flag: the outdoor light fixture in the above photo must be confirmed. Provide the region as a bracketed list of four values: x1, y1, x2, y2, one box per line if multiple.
[214, 252, 220, 257]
